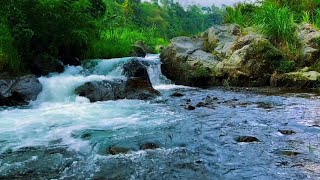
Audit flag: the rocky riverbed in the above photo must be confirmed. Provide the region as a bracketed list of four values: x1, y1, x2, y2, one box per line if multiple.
[0, 56, 319, 179]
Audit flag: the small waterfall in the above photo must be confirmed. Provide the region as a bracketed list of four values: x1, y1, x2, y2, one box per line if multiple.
[33, 55, 169, 105]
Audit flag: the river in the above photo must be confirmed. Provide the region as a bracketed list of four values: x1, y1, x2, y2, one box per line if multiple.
[0, 55, 319, 179]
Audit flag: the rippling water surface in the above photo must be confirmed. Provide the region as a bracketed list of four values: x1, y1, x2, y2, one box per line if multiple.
[0, 55, 319, 179]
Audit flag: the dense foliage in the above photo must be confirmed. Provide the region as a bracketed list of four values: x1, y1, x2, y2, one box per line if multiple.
[0, 0, 224, 74]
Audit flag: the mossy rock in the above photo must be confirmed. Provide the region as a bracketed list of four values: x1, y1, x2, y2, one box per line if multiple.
[271, 71, 320, 88]
[215, 37, 283, 87]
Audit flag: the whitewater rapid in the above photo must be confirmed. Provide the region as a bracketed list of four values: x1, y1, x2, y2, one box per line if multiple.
[0, 55, 176, 152]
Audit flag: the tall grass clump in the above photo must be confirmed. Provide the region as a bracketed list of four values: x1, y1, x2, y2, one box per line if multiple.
[302, 11, 311, 23]
[253, 2, 300, 60]
[254, 2, 297, 45]
[314, 9, 320, 28]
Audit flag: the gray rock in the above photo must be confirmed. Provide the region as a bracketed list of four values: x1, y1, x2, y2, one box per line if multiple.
[0, 74, 42, 106]
[160, 37, 219, 87]
[298, 24, 320, 66]
[215, 37, 282, 86]
[124, 77, 160, 100]
[202, 24, 241, 57]
[74, 79, 126, 102]
[75, 60, 160, 102]
[122, 58, 151, 84]
[139, 142, 160, 150]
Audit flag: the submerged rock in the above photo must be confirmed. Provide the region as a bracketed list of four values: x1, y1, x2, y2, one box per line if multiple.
[107, 146, 130, 155]
[139, 142, 160, 150]
[0, 74, 42, 106]
[196, 96, 218, 108]
[278, 130, 296, 135]
[236, 136, 260, 143]
[171, 92, 184, 97]
[185, 104, 196, 111]
[275, 150, 301, 157]
[256, 102, 273, 109]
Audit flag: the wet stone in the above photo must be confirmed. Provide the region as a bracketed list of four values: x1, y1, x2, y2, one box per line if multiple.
[278, 130, 296, 135]
[140, 142, 160, 150]
[171, 92, 184, 97]
[196, 96, 219, 108]
[276, 150, 301, 157]
[107, 146, 130, 155]
[81, 133, 92, 140]
[196, 102, 206, 107]
[185, 104, 196, 111]
[256, 102, 273, 109]
[236, 136, 260, 143]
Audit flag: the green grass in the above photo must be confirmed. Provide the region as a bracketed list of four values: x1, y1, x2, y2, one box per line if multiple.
[254, 2, 298, 45]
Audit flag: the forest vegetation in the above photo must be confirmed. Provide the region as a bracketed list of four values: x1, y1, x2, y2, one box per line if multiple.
[0, 0, 224, 74]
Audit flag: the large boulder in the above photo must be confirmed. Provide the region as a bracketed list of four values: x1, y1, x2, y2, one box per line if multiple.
[202, 24, 241, 58]
[122, 58, 151, 84]
[160, 36, 219, 87]
[32, 54, 64, 76]
[124, 77, 160, 100]
[215, 36, 283, 86]
[271, 70, 320, 88]
[0, 74, 43, 106]
[75, 79, 126, 102]
[298, 24, 320, 67]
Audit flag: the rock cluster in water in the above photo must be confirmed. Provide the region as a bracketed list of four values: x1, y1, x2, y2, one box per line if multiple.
[161, 24, 320, 88]
[0, 58, 160, 106]
[75, 58, 160, 102]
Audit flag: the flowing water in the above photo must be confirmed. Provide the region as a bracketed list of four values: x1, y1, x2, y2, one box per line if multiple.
[0, 55, 320, 179]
